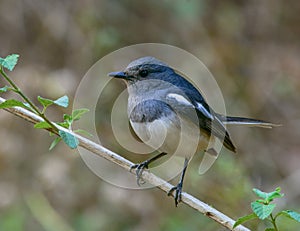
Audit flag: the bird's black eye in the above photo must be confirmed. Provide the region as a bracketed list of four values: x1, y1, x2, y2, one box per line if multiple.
[139, 70, 148, 77]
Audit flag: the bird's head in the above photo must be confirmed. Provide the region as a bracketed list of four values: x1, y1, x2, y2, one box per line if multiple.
[108, 56, 172, 84]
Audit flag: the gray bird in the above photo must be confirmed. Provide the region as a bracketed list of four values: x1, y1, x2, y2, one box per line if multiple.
[108, 56, 276, 206]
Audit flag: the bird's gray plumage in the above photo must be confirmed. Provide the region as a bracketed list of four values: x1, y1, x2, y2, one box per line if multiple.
[129, 99, 174, 123]
[109, 56, 276, 154]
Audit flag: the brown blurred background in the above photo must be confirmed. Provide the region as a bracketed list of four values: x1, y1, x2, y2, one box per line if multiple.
[0, 0, 300, 230]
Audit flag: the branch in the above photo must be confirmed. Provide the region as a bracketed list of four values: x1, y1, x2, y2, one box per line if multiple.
[0, 96, 250, 231]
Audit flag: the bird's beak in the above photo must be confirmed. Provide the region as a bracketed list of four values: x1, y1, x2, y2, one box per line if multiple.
[108, 71, 127, 79]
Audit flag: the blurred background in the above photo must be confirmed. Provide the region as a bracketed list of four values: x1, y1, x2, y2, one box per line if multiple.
[0, 0, 299, 230]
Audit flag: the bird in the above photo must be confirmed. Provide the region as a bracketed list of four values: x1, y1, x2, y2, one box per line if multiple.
[108, 56, 277, 206]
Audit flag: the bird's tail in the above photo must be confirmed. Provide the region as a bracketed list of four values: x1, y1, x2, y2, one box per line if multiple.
[217, 115, 280, 128]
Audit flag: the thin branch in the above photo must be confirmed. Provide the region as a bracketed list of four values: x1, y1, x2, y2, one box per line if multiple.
[0, 96, 250, 231]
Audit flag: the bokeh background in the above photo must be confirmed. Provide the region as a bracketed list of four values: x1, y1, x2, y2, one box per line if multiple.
[0, 0, 300, 230]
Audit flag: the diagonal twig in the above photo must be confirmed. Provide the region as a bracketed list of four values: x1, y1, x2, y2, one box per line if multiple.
[0, 96, 250, 231]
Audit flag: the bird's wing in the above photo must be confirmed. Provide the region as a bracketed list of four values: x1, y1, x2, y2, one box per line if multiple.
[166, 89, 236, 153]
[128, 120, 143, 142]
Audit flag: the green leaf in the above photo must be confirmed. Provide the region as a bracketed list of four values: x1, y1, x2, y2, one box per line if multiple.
[63, 114, 72, 122]
[62, 114, 73, 128]
[0, 54, 19, 71]
[0, 99, 27, 109]
[233, 213, 257, 228]
[34, 121, 53, 129]
[257, 199, 266, 204]
[253, 188, 268, 200]
[37, 96, 53, 108]
[72, 108, 89, 121]
[253, 187, 284, 203]
[37, 95, 69, 109]
[58, 130, 79, 149]
[0, 86, 10, 93]
[251, 201, 276, 220]
[49, 137, 62, 151]
[53, 95, 69, 108]
[281, 210, 300, 223]
[74, 129, 93, 137]
[265, 228, 275, 231]
[267, 188, 284, 202]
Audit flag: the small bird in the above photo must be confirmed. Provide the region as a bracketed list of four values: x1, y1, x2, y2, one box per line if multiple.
[109, 56, 276, 206]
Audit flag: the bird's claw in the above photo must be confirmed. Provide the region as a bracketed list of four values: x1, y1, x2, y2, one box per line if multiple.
[168, 182, 183, 207]
[130, 161, 150, 186]
[130, 153, 168, 186]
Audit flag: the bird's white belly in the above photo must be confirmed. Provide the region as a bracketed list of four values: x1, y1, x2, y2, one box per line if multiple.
[130, 116, 210, 159]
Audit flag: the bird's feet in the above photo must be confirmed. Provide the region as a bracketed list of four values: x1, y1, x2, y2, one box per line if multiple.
[130, 160, 150, 186]
[168, 182, 183, 207]
[130, 152, 167, 186]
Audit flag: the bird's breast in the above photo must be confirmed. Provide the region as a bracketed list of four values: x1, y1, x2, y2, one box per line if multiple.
[130, 114, 210, 159]
[128, 97, 211, 158]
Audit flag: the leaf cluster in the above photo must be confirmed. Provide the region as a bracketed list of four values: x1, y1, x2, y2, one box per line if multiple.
[234, 187, 300, 230]
[0, 54, 90, 150]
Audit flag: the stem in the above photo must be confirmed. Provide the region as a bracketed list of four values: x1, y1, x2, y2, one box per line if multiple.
[0, 67, 58, 132]
[270, 214, 279, 231]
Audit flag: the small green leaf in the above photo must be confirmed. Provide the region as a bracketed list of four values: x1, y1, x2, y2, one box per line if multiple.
[63, 113, 72, 122]
[37, 96, 53, 108]
[0, 54, 19, 71]
[281, 210, 300, 223]
[251, 201, 276, 220]
[62, 113, 73, 127]
[74, 129, 93, 137]
[34, 121, 52, 129]
[0, 99, 27, 109]
[53, 95, 69, 108]
[0, 86, 10, 93]
[72, 108, 89, 121]
[59, 130, 79, 149]
[233, 213, 257, 228]
[253, 188, 284, 203]
[257, 199, 266, 204]
[253, 188, 268, 200]
[49, 137, 62, 151]
[265, 228, 275, 231]
[267, 188, 284, 202]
